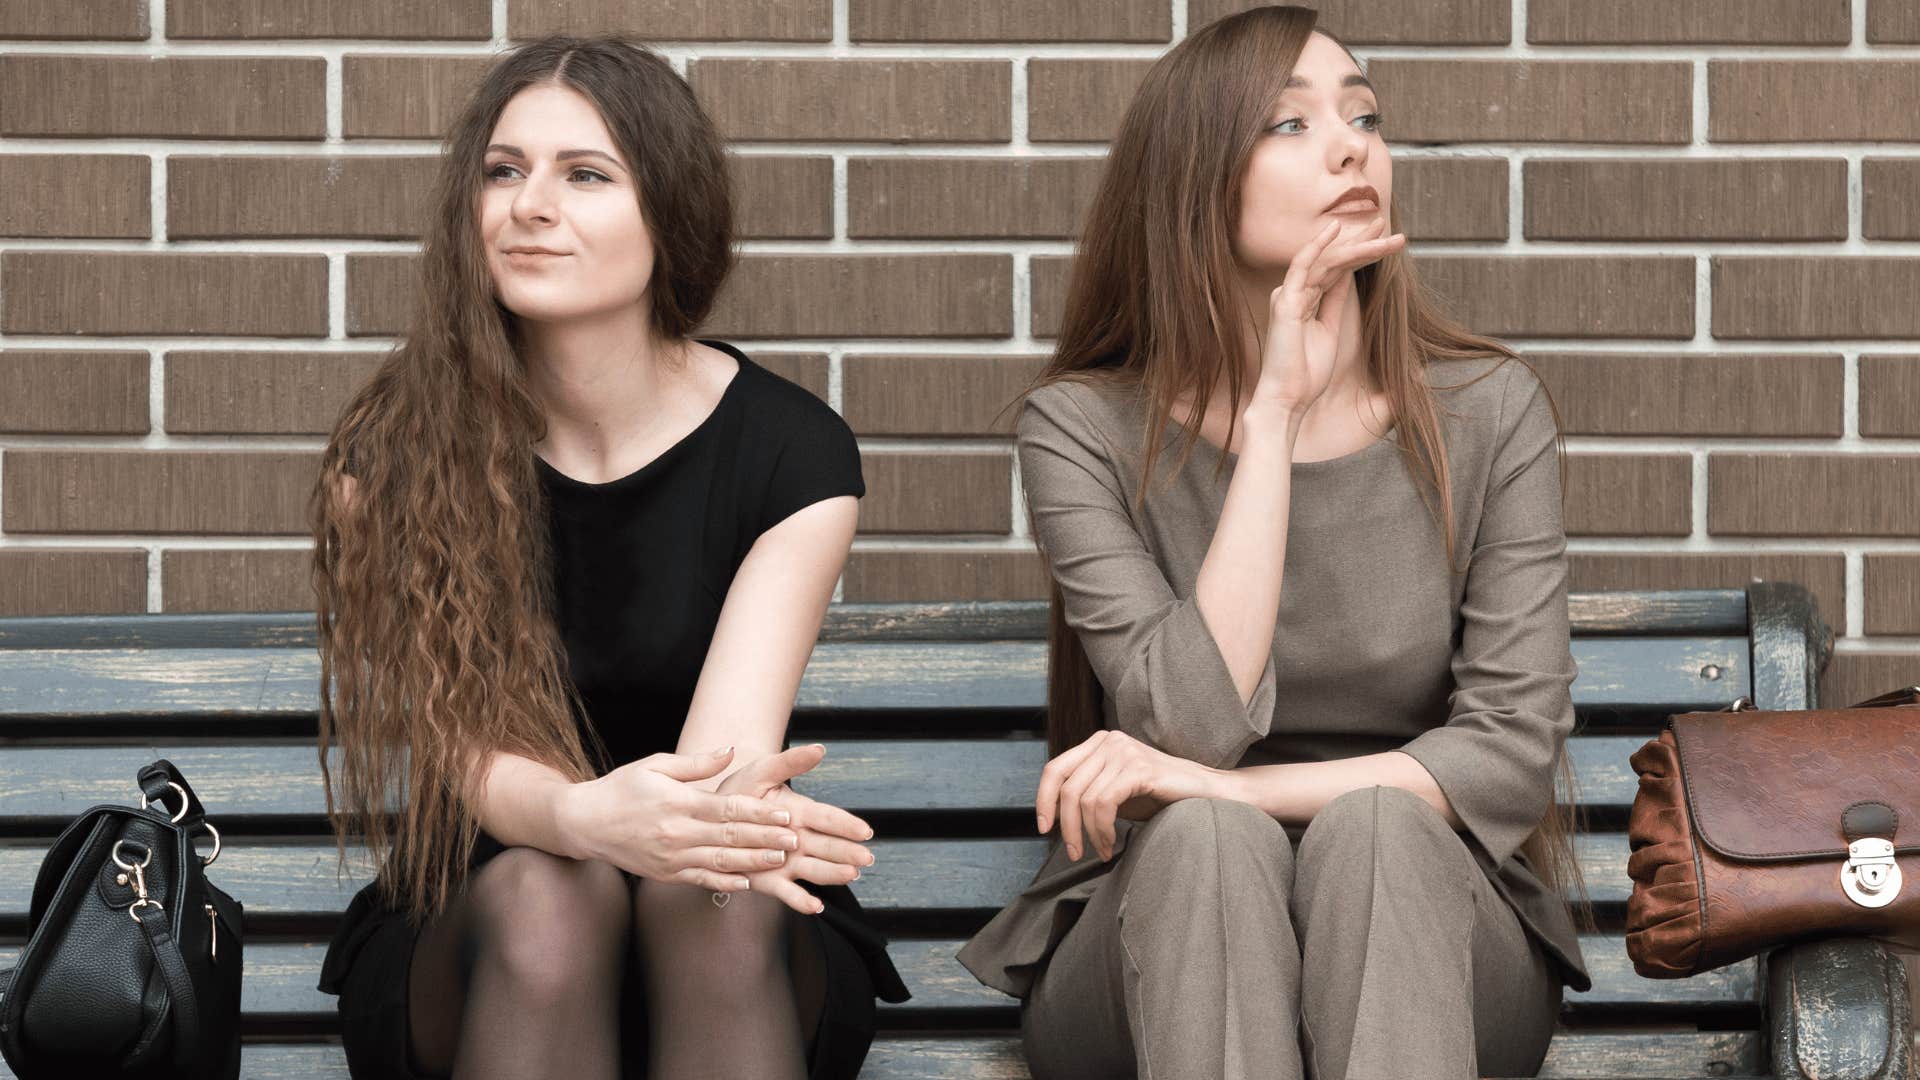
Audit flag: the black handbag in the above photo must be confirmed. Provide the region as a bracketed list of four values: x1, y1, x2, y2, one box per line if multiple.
[0, 760, 243, 1079]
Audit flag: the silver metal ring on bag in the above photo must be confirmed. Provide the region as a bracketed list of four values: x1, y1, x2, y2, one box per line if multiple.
[195, 821, 222, 866]
[111, 840, 152, 872]
[140, 780, 191, 824]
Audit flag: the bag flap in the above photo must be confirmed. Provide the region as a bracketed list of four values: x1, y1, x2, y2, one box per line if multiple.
[1671, 708, 1920, 862]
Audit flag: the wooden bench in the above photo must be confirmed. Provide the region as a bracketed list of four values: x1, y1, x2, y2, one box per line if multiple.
[0, 582, 1910, 1078]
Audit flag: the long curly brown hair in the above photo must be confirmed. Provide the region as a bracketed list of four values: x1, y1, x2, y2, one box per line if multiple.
[1035, 6, 1591, 927]
[310, 35, 735, 926]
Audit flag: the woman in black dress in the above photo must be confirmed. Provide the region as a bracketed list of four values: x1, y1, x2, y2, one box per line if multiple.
[309, 35, 908, 1080]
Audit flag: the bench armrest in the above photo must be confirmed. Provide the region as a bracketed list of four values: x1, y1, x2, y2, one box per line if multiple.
[1767, 938, 1913, 1080]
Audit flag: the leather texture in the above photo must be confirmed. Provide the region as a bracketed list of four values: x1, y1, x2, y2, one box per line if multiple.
[0, 760, 243, 1079]
[1626, 689, 1920, 979]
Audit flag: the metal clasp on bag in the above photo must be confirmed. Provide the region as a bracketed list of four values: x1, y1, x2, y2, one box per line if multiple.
[111, 841, 164, 923]
[139, 777, 221, 867]
[1842, 837, 1902, 908]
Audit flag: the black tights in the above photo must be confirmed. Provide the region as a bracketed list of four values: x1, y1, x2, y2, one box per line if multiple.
[404, 846, 830, 1079]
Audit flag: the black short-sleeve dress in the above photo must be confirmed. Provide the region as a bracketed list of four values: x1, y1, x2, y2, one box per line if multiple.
[316, 340, 911, 1079]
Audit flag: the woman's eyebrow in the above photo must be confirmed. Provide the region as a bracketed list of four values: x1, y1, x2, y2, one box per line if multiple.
[1283, 73, 1376, 94]
[484, 143, 626, 170]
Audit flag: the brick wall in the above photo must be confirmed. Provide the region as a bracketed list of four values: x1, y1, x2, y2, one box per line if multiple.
[2, 0, 1918, 718]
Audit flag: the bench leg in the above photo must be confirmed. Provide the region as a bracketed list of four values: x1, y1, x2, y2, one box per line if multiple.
[1767, 938, 1912, 1080]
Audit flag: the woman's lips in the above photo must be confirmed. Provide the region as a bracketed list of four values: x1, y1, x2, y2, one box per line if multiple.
[1327, 198, 1379, 215]
[503, 250, 567, 265]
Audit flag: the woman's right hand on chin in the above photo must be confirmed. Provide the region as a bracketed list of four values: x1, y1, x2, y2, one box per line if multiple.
[1256, 215, 1405, 416]
[561, 746, 801, 894]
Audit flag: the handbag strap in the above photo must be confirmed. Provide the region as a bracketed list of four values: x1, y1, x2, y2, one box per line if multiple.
[134, 900, 202, 1069]
[137, 760, 208, 830]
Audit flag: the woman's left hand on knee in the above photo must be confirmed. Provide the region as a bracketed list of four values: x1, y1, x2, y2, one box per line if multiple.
[1037, 730, 1226, 863]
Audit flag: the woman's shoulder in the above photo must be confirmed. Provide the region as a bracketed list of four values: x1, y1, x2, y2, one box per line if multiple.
[1018, 373, 1142, 448]
[703, 339, 855, 446]
[1424, 352, 1555, 444]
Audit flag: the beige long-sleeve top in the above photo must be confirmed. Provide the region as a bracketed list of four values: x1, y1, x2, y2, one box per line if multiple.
[955, 354, 1592, 998]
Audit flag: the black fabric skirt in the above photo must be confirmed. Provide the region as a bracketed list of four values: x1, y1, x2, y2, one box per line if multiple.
[316, 835, 910, 1080]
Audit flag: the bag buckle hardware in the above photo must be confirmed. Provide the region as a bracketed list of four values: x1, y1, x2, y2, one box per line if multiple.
[1841, 837, 1902, 908]
[110, 840, 165, 923]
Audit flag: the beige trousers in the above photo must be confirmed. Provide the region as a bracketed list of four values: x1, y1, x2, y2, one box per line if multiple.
[1020, 786, 1563, 1080]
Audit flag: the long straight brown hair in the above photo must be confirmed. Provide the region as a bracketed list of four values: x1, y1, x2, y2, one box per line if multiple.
[1034, 5, 1588, 922]
[309, 36, 735, 926]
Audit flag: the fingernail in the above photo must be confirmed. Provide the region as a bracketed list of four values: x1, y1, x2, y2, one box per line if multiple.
[782, 833, 799, 849]
[863, 827, 875, 841]
[851, 869, 862, 881]
[735, 877, 752, 889]
[773, 810, 790, 825]
[717, 745, 732, 755]
[864, 853, 875, 866]
[763, 850, 785, 864]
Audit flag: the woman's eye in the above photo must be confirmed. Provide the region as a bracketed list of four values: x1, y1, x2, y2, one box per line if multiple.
[1356, 112, 1384, 132]
[569, 168, 611, 183]
[1271, 118, 1304, 134]
[486, 163, 521, 181]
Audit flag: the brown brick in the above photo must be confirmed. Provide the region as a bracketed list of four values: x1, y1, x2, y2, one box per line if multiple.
[1568, 552, 1846, 636]
[848, 157, 1104, 240]
[0, 56, 325, 140]
[852, 0, 1169, 42]
[747, 352, 829, 400]
[3, 451, 317, 534]
[1870, 0, 1920, 42]
[165, 351, 382, 435]
[343, 55, 492, 140]
[1395, 158, 1507, 242]
[0, 155, 149, 238]
[1, 253, 327, 337]
[1711, 62, 1920, 142]
[1528, 353, 1842, 438]
[1525, 159, 1846, 242]
[1863, 158, 1920, 240]
[1191, 0, 1508, 44]
[1528, 0, 1849, 44]
[1713, 258, 1920, 340]
[162, 549, 314, 613]
[0, 0, 145, 40]
[1823, 652, 1920, 713]
[0, 351, 148, 434]
[1028, 60, 1155, 143]
[169, 0, 489, 38]
[345, 254, 418, 338]
[1861, 355, 1920, 438]
[1865, 555, 1920, 636]
[734, 156, 833, 240]
[859, 451, 1011, 533]
[1417, 257, 1694, 339]
[1565, 454, 1693, 537]
[692, 60, 1010, 143]
[1031, 255, 1073, 339]
[1368, 61, 1692, 145]
[511, 0, 830, 41]
[169, 156, 435, 241]
[0, 550, 147, 616]
[841, 548, 1049, 601]
[1709, 454, 1920, 537]
[842, 354, 1046, 436]
[708, 256, 1012, 339]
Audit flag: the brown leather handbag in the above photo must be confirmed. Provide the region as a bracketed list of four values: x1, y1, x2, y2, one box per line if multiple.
[1624, 685, 1920, 978]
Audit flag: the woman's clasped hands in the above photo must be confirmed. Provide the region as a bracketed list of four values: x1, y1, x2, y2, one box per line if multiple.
[563, 742, 876, 915]
[1035, 730, 1227, 863]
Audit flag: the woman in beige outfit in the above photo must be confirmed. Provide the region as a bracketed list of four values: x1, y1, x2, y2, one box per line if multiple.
[956, 7, 1593, 1079]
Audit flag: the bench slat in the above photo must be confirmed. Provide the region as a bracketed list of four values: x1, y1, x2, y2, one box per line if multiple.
[0, 1031, 1768, 1080]
[0, 833, 1636, 931]
[0, 637, 1748, 722]
[0, 934, 1757, 1028]
[0, 736, 1650, 828]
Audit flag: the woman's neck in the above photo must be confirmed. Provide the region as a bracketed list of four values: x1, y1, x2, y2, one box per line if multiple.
[1229, 268, 1375, 413]
[518, 305, 684, 446]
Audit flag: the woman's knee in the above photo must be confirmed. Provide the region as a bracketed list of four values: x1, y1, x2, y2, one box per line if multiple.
[1126, 797, 1293, 894]
[1297, 786, 1471, 892]
[465, 846, 631, 999]
[634, 878, 790, 986]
